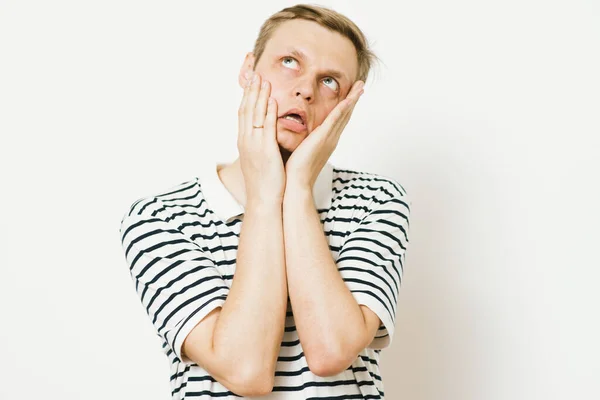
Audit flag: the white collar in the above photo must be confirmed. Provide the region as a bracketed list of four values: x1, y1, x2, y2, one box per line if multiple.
[200, 161, 334, 222]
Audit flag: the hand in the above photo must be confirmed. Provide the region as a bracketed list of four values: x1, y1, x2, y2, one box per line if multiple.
[284, 80, 365, 191]
[237, 71, 286, 206]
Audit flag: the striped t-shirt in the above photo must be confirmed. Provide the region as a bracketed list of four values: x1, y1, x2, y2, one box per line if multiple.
[119, 161, 411, 399]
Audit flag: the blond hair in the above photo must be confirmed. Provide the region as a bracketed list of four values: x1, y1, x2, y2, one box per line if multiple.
[252, 4, 378, 82]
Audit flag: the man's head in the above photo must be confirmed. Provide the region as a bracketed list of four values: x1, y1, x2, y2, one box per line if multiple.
[238, 4, 377, 154]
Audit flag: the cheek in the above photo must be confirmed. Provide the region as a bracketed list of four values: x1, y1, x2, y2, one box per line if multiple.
[263, 68, 297, 98]
[264, 78, 285, 104]
[315, 104, 337, 125]
[262, 70, 285, 91]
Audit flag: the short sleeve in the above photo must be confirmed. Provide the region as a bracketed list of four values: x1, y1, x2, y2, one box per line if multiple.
[335, 186, 411, 350]
[119, 197, 229, 364]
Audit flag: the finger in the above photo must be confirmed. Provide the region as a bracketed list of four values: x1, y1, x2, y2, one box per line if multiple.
[244, 73, 262, 133]
[238, 83, 251, 139]
[318, 97, 352, 133]
[330, 102, 354, 139]
[341, 88, 363, 122]
[311, 81, 364, 136]
[347, 80, 365, 99]
[329, 90, 363, 141]
[338, 82, 364, 121]
[265, 96, 278, 141]
[344, 91, 362, 119]
[253, 79, 270, 130]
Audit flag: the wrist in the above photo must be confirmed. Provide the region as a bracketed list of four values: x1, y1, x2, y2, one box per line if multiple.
[283, 184, 313, 206]
[246, 197, 283, 215]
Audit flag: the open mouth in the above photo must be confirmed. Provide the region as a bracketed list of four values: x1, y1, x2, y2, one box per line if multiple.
[282, 113, 305, 125]
[278, 111, 307, 133]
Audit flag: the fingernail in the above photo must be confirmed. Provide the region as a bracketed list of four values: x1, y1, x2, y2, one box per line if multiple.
[262, 80, 268, 89]
[252, 73, 258, 83]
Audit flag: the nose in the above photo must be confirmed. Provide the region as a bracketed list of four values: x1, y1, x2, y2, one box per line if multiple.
[293, 77, 315, 102]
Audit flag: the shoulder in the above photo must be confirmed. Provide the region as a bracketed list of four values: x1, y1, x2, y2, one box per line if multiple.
[119, 177, 201, 230]
[332, 165, 410, 206]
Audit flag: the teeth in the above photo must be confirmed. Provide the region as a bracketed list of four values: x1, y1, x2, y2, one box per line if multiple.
[284, 114, 303, 125]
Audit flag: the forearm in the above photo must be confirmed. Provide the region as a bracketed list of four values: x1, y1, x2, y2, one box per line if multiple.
[213, 200, 287, 381]
[282, 185, 365, 365]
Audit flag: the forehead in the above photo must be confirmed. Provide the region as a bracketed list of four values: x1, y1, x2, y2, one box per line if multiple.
[263, 19, 358, 81]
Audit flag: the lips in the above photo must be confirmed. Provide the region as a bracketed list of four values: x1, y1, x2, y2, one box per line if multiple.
[282, 114, 304, 124]
[278, 108, 308, 133]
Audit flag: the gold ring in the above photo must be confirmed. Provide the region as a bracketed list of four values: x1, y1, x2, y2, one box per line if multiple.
[252, 125, 264, 129]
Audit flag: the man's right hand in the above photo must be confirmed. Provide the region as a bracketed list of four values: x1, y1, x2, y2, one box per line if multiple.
[237, 71, 286, 207]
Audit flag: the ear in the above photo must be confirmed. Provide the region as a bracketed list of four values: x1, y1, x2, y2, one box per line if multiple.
[238, 52, 256, 89]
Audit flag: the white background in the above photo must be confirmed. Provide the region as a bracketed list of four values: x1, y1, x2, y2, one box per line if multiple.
[1, 0, 599, 399]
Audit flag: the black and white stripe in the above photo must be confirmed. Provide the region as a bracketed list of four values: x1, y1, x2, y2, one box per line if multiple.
[119, 165, 411, 399]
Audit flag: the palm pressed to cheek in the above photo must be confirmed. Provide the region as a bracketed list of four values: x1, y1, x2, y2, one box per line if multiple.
[255, 48, 351, 136]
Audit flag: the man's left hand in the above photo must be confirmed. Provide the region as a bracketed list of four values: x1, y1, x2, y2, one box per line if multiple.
[284, 80, 365, 191]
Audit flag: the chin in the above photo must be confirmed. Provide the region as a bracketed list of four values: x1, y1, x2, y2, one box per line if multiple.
[276, 129, 305, 152]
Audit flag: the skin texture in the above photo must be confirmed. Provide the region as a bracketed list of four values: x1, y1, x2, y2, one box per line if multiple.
[246, 19, 361, 159]
[211, 18, 383, 382]
[221, 18, 365, 206]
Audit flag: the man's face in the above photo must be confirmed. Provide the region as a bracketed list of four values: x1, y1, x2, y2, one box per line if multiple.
[241, 19, 359, 153]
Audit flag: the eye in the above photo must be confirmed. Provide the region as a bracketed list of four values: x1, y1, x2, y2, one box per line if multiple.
[282, 56, 299, 69]
[322, 77, 339, 92]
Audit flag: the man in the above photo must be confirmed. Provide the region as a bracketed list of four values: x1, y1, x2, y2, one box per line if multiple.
[119, 4, 411, 399]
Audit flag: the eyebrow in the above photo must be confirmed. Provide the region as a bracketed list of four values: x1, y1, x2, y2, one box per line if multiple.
[288, 48, 349, 84]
